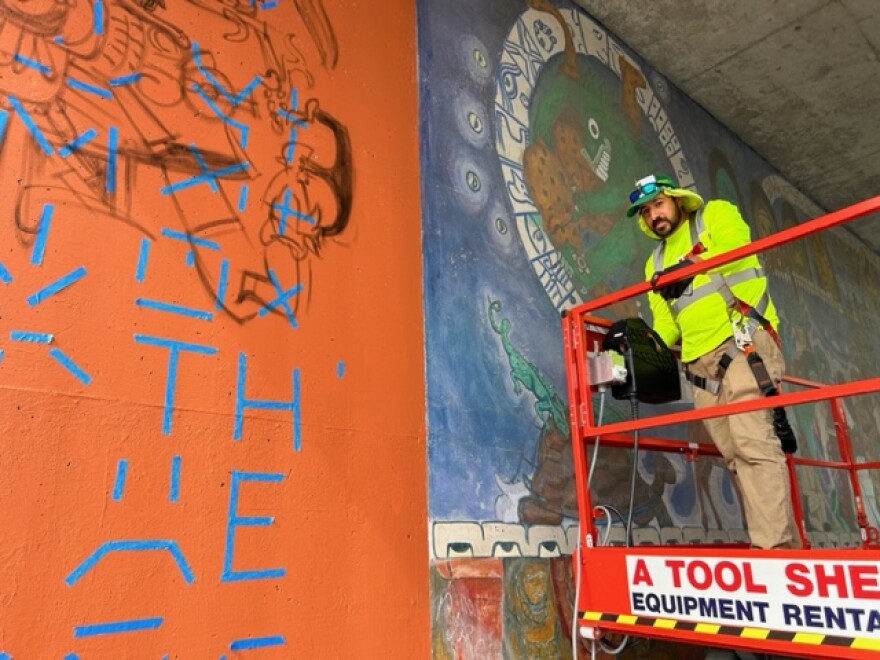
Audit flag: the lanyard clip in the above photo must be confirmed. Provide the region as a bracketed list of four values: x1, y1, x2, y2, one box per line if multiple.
[732, 319, 753, 351]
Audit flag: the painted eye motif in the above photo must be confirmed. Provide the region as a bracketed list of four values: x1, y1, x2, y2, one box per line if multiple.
[467, 111, 483, 135]
[466, 170, 481, 193]
[588, 118, 600, 140]
[472, 47, 487, 69]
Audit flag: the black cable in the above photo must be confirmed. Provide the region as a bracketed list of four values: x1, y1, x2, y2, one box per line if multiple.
[626, 395, 640, 547]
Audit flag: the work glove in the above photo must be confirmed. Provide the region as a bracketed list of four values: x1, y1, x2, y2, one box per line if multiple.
[650, 259, 694, 300]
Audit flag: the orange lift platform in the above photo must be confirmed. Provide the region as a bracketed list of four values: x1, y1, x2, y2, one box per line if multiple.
[561, 195, 880, 659]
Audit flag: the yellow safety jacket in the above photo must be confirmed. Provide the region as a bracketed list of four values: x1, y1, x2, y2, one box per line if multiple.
[641, 199, 779, 363]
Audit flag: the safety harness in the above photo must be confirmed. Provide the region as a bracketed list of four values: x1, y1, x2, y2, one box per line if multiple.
[652, 210, 797, 453]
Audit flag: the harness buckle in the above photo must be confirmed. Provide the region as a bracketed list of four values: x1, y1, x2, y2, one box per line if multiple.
[683, 369, 722, 395]
[732, 319, 755, 350]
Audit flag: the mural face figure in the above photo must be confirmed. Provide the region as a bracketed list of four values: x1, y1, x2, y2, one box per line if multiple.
[521, 563, 548, 604]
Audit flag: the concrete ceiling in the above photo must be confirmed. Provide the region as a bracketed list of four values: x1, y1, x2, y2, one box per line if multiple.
[572, 0, 880, 255]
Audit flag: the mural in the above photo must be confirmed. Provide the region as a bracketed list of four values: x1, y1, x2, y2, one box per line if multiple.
[420, 0, 880, 655]
[0, 1, 425, 657]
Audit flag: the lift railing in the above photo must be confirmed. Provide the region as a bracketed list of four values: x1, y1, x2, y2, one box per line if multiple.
[561, 194, 880, 659]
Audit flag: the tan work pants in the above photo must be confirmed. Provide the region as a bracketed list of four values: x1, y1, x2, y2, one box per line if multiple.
[688, 329, 801, 549]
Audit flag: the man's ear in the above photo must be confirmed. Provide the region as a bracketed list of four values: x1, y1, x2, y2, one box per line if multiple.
[673, 196, 688, 216]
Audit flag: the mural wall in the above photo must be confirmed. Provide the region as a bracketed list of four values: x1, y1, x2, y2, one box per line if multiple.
[0, 0, 427, 657]
[418, 0, 880, 656]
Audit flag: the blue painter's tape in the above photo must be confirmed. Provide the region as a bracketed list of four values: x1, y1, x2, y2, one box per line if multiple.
[272, 189, 316, 231]
[215, 258, 229, 310]
[160, 161, 249, 195]
[66, 76, 112, 99]
[133, 334, 217, 355]
[49, 348, 92, 385]
[169, 455, 181, 502]
[237, 184, 248, 212]
[59, 128, 98, 158]
[290, 208, 316, 224]
[0, 109, 8, 144]
[112, 459, 128, 501]
[74, 617, 162, 637]
[163, 343, 179, 435]
[282, 87, 304, 163]
[292, 368, 301, 451]
[93, 0, 104, 35]
[13, 52, 50, 74]
[233, 353, 246, 438]
[189, 83, 250, 148]
[221, 470, 286, 582]
[185, 250, 195, 267]
[109, 72, 142, 86]
[274, 188, 290, 235]
[29, 203, 54, 266]
[160, 227, 221, 251]
[0, 651, 10, 659]
[272, 188, 291, 234]
[237, 400, 292, 411]
[133, 334, 218, 435]
[10, 330, 53, 343]
[58, 128, 98, 158]
[230, 635, 285, 650]
[337, 360, 344, 378]
[191, 42, 262, 108]
[260, 0, 279, 9]
[54, 35, 65, 44]
[0, 260, 12, 284]
[257, 269, 300, 329]
[106, 126, 118, 193]
[233, 353, 301, 450]
[27, 265, 87, 305]
[135, 238, 150, 282]
[136, 298, 213, 321]
[275, 108, 308, 129]
[65, 539, 195, 585]
[8, 96, 53, 155]
[236, 75, 263, 103]
[189, 144, 220, 193]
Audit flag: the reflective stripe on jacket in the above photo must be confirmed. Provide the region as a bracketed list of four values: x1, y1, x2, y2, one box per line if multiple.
[641, 199, 779, 363]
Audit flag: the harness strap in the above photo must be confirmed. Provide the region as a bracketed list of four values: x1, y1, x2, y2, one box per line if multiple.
[684, 370, 722, 395]
[670, 267, 765, 313]
[732, 297, 781, 348]
[684, 342, 739, 394]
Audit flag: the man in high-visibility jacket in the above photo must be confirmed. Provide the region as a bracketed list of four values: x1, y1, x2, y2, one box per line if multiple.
[627, 174, 801, 549]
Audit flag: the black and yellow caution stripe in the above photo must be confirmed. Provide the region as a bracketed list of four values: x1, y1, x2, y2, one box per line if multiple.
[580, 611, 880, 652]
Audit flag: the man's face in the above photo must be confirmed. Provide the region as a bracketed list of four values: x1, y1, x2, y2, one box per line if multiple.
[638, 193, 681, 237]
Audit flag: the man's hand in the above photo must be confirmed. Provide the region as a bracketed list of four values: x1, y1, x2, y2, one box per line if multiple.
[650, 259, 695, 300]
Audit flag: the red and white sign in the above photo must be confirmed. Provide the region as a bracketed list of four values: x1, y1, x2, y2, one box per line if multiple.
[626, 555, 880, 638]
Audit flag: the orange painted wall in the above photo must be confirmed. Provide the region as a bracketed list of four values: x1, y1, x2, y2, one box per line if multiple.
[0, 1, 427, 657]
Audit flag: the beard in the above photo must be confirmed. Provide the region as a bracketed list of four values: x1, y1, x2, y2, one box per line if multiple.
[651, 209, 681, 237]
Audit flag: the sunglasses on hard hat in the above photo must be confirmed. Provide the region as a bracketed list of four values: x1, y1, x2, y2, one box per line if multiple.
[628, 175, 675, 204]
